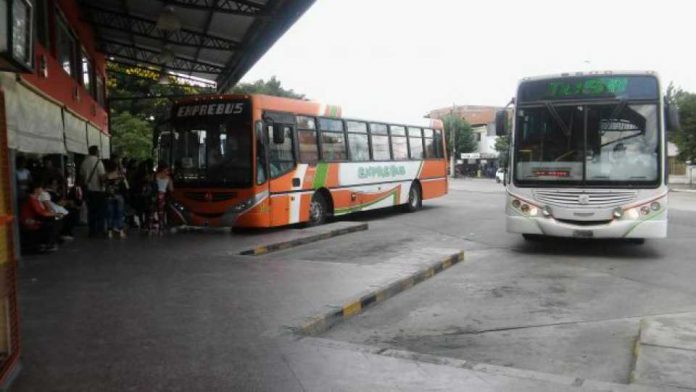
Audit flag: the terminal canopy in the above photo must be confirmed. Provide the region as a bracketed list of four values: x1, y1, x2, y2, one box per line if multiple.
[80, 0, 315, 90]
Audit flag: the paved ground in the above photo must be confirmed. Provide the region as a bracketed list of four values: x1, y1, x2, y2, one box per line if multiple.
[11, 178, 696, 391]
[324, 179, 696, 386]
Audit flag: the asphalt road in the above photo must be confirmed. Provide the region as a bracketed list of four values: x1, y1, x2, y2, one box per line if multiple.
[323, 179, 696, 385]
[13, 178, 694, 391]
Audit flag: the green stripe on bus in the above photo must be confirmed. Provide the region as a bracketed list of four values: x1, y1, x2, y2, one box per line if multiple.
[313, 163, 329, 189]
[335, 187, 399, 215]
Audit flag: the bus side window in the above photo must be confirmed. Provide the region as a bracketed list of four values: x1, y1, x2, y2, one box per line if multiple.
[267, 124, 295, 178]
[256, 121, 267, 184]
[346, 121, 369, 161]
[318, 118, 347, 161]
[433, 129, 445, 158]
[408, 127, 424, 159]
[369, 123, 390, 161]
[297, 116, 319, 163]
[423, 128, 434, 158]
[390, 125, 408, 160]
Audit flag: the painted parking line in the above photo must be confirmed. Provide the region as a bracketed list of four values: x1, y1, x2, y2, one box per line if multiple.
[239, 222, 369, 256]
[296, 250, 465, 336]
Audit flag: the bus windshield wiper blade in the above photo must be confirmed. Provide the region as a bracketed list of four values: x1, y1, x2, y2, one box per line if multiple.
[545, 102, 571, 136]
[608, 99, 628, 121]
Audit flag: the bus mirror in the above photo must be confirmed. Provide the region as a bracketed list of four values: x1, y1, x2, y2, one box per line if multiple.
[666, 102, 681, 132]
[272, 125, 285, 144]
[495, 110, 508, 136]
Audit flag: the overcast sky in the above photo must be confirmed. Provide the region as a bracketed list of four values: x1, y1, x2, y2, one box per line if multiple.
[241, 0, 696, 124]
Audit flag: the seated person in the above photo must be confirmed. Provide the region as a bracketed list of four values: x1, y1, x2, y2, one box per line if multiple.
[20, 183, 64, 252]
[44, 178, 78, 240]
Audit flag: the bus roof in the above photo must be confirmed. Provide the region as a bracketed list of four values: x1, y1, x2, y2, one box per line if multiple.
[171, 94, 443, 130]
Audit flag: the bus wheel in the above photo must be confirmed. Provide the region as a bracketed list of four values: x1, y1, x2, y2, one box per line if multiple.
[308, 193, 329, 226]
[404, 182, 422, 213]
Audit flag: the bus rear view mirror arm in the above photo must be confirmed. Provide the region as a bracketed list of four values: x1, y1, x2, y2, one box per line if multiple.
[665, 99, 681, 132]
[495, 110, 508, 136]
[495, 98, 515, 136]
[262, 115, 285, 144]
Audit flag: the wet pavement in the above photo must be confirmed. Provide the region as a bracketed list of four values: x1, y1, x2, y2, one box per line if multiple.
[323, 179, 696, 388]
[12, 178, 696, 391]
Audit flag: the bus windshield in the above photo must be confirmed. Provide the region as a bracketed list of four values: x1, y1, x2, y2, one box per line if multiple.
[171, 118, 253, 188]
[515, 102, 659, 185]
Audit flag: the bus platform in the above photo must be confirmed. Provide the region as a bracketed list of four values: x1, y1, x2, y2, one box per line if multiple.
[12, 221, 466, 391]
[15, 222, 669, 392]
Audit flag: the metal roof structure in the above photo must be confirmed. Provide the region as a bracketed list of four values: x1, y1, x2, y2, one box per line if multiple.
[79, 0, 315, 91]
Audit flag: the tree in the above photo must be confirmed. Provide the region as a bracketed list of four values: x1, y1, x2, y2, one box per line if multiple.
[109, 111, 153, 161]
[106, 63, 214, 159]
[494, 134, 510, 168]
[230, 76, 305, 99]
[442, 114, 477, 159]
[667, 83, 696, 163]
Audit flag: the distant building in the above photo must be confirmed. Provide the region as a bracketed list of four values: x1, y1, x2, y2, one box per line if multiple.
[427, 105, 502, 176]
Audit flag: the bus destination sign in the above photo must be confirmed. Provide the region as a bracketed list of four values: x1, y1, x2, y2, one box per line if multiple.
[546, 77, 627, 98]
[175, 101, 248, 118]
[518, 75, 658, 102]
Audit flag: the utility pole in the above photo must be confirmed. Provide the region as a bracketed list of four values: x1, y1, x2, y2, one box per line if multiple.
[449, 104, 456, 177]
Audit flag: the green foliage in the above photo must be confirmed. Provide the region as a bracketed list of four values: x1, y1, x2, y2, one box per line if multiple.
[442, 114, 477, 158]
[494, 134, 510, 168]
[109, 111, 153, 161]
[106, 63, 212, 159]
[230, 76, 305, 99]
[667, 83, 696, 163]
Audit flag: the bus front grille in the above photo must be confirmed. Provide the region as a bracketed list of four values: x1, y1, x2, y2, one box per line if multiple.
[556, 218, 613, 226]
[184, 192, 238, 202]
[533, 190, 637, 208]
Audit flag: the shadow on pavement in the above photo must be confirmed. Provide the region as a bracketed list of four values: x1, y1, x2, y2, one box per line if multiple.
[513, 236, 661, 260]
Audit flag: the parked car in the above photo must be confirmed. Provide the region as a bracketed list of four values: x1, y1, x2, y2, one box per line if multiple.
[496, 168, 505, 183]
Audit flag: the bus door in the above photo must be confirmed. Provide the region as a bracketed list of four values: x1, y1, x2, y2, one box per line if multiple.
[263, 112, 297, 226]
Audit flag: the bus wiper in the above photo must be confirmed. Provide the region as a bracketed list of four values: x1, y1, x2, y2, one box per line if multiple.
[545, 102, 571, 137]
[609, 99, 628, 121]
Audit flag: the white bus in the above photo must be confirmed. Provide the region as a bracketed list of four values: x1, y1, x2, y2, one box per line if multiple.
[496, 71, 679, 241]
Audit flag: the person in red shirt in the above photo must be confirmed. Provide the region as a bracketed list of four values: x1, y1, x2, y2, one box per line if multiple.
[20, 183, 63, 252]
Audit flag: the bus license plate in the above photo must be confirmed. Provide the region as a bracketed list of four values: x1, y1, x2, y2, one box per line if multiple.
[573, 230, 594, 238]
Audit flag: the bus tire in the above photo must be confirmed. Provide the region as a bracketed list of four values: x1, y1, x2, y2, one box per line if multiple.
[308, 192, 329, 226]
[403, 182, 422, 213]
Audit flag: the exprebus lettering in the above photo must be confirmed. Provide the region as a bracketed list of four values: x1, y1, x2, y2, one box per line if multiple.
[176, 102, 245, 117]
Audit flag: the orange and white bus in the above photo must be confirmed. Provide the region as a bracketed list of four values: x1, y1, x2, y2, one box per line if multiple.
[158, 94, 448, 227]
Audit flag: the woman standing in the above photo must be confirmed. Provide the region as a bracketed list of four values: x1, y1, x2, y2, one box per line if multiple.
[154, 162, 173, 234]
[104, 159, 128, 239]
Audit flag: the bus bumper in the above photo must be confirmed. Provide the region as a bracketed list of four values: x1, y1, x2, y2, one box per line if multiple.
[506, 213, 667, 239]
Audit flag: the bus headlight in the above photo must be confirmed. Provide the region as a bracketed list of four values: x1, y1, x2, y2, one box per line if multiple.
[640, 206, 651, 216]
[650, 202, 661, 211]
[512, 199, 521, 208]
[613, 207, 623, 219]
[230, 198, 254, 213]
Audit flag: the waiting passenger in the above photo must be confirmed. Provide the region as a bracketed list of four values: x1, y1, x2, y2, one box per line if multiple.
[104, 159, 128, 239]
[153, 163, 173, 234]
[20, 183, 64, 252]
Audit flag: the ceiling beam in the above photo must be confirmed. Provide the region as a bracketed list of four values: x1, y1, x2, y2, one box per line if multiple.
[190, 0, 218, 76]
[81, 4, 241, 50]
[100, 39, 224, 74]
[217, 0, 315, 91]
[162, 0, 266, 16]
